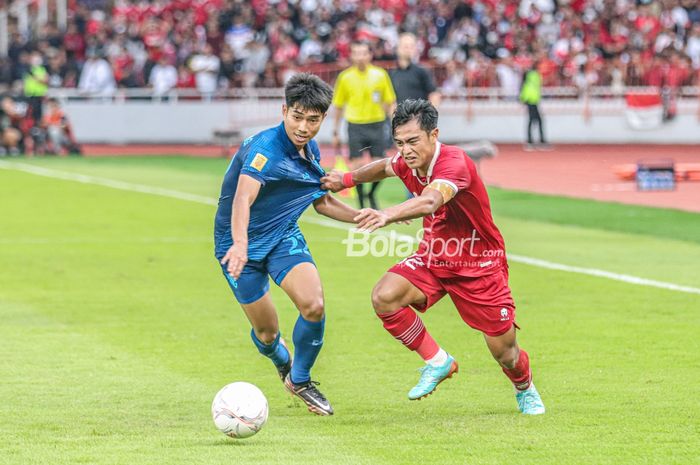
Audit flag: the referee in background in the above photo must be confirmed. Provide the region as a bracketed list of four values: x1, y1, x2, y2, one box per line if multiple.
[389, 33, 441, 107]
[332, 41, 396, 209]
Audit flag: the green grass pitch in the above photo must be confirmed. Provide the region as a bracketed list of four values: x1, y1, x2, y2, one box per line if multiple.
[1, 156, 698, 465]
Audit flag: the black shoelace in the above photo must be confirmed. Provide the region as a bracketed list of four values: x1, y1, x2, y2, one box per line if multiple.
[303, 381, 327, 402]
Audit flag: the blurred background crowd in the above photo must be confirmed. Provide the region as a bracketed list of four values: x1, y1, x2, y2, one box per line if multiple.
[1, 0, 699, 98]
[2, 0, 700, 155]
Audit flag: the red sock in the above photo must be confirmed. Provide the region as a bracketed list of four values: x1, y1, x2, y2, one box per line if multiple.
[378, 307, 439, 361]
[502, 349, 531, 391]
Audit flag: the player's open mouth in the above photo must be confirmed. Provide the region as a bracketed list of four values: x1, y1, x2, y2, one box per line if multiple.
[294, 134, 308, 142]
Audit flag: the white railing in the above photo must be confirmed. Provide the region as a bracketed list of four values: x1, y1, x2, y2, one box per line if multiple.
[47, 85, 700, 102]
[46, 87, 286, 102]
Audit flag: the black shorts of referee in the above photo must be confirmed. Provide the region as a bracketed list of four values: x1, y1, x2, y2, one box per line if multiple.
[347, 120, 387, 159]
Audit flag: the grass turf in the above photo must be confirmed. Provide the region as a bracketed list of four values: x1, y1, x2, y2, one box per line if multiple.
[1, 156, 698, 465]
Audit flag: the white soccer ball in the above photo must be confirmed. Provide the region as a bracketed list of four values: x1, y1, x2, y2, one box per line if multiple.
[211, 382, 269, 439]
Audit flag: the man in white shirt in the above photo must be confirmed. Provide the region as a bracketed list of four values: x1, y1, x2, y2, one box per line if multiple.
[190, 44, 220, 100]
[494, 49, 521, 100]
[78, 49, 116, 97]
[686, 23, 700, 70]
[149, 55, 177, 98]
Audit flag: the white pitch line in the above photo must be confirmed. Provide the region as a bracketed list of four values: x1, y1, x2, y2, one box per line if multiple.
[3, 160, 700, 296]
[0, 237, 210, 245]
[0, 160, 217, 206]
[303, 217, 700, 296]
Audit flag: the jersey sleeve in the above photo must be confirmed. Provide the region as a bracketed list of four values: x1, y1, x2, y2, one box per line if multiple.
[428, 153, 471, 199]
[382, 70, 397, 104]
[332, 74, 347, 108]
[240, 148, 279, 186]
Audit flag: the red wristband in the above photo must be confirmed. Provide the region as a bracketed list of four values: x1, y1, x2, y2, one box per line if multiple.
[342, 172, 356, 188]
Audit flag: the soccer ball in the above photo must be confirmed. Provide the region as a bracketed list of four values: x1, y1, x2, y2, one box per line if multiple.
[211, 382, 269, 439]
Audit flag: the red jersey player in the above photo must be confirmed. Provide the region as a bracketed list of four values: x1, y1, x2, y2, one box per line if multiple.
[321, 99, 545, 414]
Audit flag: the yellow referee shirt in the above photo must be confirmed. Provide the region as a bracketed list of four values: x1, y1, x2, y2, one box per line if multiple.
[333, 65, 396, 124]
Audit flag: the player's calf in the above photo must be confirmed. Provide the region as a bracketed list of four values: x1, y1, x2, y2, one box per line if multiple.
[497, 347, 546, 414]
[500, 348, 531, 391]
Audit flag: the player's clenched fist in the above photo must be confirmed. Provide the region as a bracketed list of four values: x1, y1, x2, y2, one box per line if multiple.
[221, 242, 247, 279]
[354, 208, 389, 232]
[320, 170, 345, 192]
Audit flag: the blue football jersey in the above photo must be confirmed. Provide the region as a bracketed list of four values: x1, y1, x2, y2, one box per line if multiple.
[214, 122, 327, 261]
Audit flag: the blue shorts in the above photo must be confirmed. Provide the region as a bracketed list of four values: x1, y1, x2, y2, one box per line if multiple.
[218, 229, 315, 305]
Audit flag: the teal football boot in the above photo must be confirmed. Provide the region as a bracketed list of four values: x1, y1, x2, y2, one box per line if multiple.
[408, 355, 459, 400]
[515, 383, 545, 415]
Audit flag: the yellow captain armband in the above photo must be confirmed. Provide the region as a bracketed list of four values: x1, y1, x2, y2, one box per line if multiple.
[426, 179, 458, 203]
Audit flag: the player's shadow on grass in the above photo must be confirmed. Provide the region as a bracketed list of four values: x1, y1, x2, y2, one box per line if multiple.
[209, 438, 257, 447]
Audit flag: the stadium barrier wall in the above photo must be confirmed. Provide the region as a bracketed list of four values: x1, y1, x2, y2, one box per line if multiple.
[59, 88, 700, 145]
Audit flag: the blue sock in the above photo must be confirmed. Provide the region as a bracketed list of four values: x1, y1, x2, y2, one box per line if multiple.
[290, 315, 325, 384]
[250, 329, 290, 368]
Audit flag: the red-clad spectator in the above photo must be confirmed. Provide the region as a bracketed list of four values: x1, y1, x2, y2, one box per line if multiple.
[666, 52, 691, 88]
[205, 15, 225, 56]
[634, 4, 662, 44]
[644, 56, 665, 88]
[176, 63, 196, 88]
[538, 55, 559, 87]
[513, 50, 533, 74]
[6, 0, 700, 92]
[63, 23, 86, 63]
[111, 48, 136, 86]
[334, 22, 353, 61]
[85, 11, 106, 36]
[272, 34, 299, 65]
[141, 18, 167, 50]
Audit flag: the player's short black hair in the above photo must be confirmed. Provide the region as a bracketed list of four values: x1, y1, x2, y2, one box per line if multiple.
[284, 73, 333, 114]
[392, 99, 438, 135]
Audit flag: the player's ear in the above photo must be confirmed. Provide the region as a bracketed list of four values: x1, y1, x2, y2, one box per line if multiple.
[430, 128, 439, 142]
[281, 104, 288, 118]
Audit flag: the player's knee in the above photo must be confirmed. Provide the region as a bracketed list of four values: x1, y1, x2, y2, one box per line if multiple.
[371, 284, 399, 314]
[253, 328, 278, 345]
[299, 297, 325, 322]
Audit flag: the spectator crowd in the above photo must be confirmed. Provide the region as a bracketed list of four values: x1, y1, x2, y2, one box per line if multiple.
[1, 0, 699, 100]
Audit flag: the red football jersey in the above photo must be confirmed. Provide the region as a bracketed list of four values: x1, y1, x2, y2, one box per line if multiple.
[391, 142, 507, 277]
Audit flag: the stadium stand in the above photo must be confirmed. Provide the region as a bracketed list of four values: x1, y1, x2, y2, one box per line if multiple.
[1, 0, 700, 151]
[1, 0, 699, 97]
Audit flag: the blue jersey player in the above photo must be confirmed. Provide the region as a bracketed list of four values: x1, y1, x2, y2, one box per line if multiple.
[214, 74, 358, 416]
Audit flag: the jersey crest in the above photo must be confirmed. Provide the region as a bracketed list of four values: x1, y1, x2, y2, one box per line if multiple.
[250, 153, 268, 171]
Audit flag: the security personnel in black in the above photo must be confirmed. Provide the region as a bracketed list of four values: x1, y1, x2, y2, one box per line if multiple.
[388, 33, 441, 106]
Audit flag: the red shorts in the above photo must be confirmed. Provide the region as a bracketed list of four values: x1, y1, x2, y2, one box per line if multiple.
[388, 256, 516, 337]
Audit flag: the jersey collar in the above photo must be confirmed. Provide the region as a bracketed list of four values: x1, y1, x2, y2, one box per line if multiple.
[412, 141, 441, 185]
[277, 122, 308, 160]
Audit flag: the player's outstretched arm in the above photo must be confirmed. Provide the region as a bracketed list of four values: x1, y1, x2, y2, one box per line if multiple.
[221, 174, 261, 279]
[355, 189, 446, 232]
[312, 194, 359, 223]
[321, 158, 396, 193]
